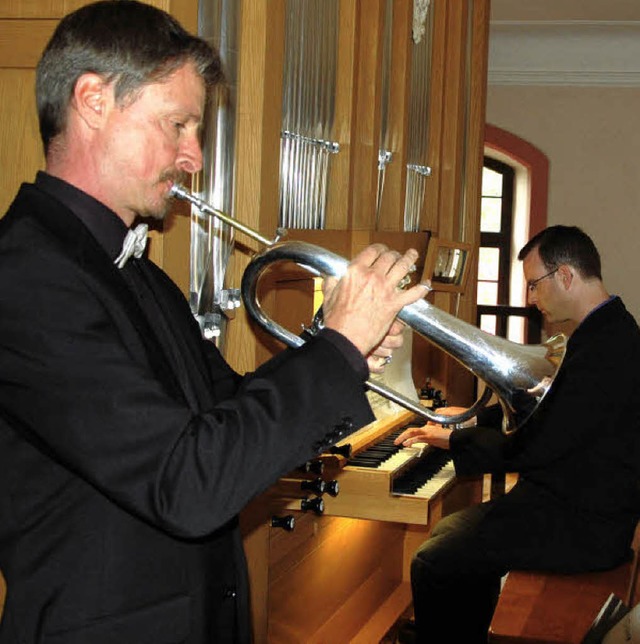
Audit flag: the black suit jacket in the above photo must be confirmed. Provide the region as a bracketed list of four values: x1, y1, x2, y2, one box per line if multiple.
[0, 182, 373, 643]
[451, 296, 640, 566]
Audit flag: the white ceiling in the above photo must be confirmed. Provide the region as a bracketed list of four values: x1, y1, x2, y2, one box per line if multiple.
[488, 0, 640, 86]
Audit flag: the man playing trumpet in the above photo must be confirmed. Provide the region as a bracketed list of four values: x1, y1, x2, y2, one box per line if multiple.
[0, 2, 428, 642]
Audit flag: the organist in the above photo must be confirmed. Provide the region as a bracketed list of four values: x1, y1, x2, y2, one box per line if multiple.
[394, 226, 640, 643]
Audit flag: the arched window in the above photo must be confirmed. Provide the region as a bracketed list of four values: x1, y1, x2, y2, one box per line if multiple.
[478, 125, 550, 344]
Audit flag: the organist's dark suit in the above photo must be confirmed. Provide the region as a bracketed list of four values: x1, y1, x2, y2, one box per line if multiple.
[410, 294, 640, 643]
[0, 173, 374, 644]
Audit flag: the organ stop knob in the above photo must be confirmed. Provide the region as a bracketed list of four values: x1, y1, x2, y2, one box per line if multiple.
[271, 515, 296, 531]
[300, 496, 324, 515]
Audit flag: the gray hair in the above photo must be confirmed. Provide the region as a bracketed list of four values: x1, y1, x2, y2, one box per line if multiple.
[36, 0, 224, 154]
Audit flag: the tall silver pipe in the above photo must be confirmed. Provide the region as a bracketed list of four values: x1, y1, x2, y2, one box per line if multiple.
[192, 0, 240, 351]
[375, 0, 394, 226]
[404, 1, 434, 231]
[279, 0, 340, 230]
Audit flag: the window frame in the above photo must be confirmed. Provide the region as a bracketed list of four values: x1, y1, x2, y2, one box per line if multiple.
[477, 156, 541, 344]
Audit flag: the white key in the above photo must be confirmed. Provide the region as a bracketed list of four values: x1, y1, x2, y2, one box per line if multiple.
[375, 441, 427, 472]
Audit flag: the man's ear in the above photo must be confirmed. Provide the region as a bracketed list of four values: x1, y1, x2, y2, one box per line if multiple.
[72, 73, 111, 129]
[558, 264, 574, 290]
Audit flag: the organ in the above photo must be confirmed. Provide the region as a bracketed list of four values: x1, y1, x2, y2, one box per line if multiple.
[272, 410, 468, 526]
[242, 408, 484, 642]
[228, 0, 491, 640]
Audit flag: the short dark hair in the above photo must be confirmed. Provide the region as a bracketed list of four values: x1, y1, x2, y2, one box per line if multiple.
[518, 225, 602, 280]
[36, 0, 224, 154]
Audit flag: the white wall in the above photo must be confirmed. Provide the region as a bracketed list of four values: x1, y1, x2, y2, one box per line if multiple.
[486, 84, 640, 321]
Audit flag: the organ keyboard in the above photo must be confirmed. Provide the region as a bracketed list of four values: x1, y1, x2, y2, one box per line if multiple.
[272, 409, 468, 525]
[254, 409, 485, 644]
[345, 421, 456, 499]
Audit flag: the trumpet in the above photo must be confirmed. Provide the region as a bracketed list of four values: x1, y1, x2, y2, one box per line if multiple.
[171, 184, 566, 433]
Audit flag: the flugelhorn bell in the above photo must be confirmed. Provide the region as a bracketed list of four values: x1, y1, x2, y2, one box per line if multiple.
[171, 184, 567, 433]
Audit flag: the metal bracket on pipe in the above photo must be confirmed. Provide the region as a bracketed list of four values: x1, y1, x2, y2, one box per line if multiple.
[281, 130, 340, 154]
[407, 163, 432, 177]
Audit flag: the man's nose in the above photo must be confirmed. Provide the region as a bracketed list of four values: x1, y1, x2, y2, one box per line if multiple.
[176, 135, 203, 174]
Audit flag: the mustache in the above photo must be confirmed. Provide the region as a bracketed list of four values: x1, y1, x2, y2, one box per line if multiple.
[160, 171, 186, 187]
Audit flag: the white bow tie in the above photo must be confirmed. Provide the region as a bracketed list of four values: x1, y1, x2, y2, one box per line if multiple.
[114, 223, 148, 269]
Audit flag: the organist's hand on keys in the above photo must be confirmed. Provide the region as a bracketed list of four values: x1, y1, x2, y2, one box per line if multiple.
[394, 407, 473, 450]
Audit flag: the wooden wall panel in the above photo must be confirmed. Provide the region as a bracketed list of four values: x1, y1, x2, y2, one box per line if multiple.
[266, 515, 405, 642]
[431, 0, 474, 402]
[224, 0, 286, 375]
[450, 0, 490, 404]
[0, 15, 54, 218]
[421, 0, 447, 234]
[0, 1, 88, 19]
[350, 0, 385, 230]
[412, 0, 490, 407]
[376, 0, 412, 232]
[0, 69, 43, 217]
[324, 0, 357, 230]
[438, 0, 468, 240]
[0, 19, 56, 67]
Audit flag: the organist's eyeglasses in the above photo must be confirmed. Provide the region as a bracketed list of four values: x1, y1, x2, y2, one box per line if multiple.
[526, 268, 559, 293]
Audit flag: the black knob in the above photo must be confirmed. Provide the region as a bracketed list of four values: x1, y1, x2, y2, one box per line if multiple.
[325, 480, 339, 497]
[420, 379, 437, 400]
[300, 496, 324, 515]
[298, 459, 324, 475]
[433, 391, 447, 409]
[329, 443, 352, 458]
[300, 478, 325, 495]
[271, 515, 295, 531]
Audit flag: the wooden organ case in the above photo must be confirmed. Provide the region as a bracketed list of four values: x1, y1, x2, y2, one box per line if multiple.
[243, 409, 484, 643]
[228, 1, 491, 641]
[0, 0, 490, 638]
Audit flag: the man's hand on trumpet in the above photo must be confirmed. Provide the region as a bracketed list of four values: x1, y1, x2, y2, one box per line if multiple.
[321, 244, 430, 364]
[366, 319, 404, 374]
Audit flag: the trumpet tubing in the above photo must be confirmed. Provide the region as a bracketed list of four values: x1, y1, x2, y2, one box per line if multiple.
[171, 185, 567, 433]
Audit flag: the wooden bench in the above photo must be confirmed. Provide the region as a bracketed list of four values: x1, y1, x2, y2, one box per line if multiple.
[488, 559, 637, 644]
[489, 521, 640, 644]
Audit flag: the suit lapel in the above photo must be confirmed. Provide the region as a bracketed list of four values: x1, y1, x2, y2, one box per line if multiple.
[131, 258, 214, 410]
